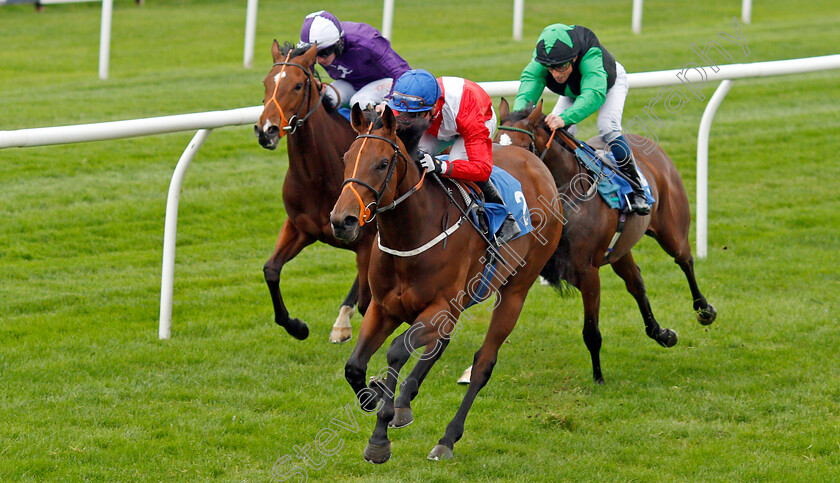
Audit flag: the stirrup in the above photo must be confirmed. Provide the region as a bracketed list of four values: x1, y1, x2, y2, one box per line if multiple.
[629, 193, 651, 215]
[494, 214, 521, 246]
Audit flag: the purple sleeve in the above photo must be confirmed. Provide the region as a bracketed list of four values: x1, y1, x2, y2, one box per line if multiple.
[331, 22, 410, 90]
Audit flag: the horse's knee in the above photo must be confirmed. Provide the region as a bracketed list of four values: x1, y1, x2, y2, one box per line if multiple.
[263, 262, 280, 283]
[345, 360, 366, 388]
[386, 338, 411, 367]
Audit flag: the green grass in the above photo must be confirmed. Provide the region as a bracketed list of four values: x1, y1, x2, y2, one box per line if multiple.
[2, 0, 840, 480]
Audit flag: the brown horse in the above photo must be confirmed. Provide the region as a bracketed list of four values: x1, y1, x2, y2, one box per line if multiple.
[255, 41, 375, 343]
[495, 98, 717, 384]
[330, 105, 563, 463]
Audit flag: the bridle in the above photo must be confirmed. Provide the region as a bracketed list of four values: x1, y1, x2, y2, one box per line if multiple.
[497, 123, 557, 161]
[265, 53, 327, 136]
[340, 129, 426, 227]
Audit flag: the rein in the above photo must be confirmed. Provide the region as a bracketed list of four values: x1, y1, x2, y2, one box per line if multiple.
[266, 55, 327, 137]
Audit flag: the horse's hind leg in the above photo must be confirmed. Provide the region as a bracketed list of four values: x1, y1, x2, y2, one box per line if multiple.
[264, 219, 315, 340]
[610, 253, 678, 348]
[330, 277, 358, 344]
[579, 268, 606, 384]
[331, 241, 373, 343]
[651, 226, 717, 325]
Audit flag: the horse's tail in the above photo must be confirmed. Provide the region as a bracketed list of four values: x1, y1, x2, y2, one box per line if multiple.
[539, 236, 577, 297]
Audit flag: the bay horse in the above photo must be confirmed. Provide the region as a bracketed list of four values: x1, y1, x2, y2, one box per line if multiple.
[495, 98, 717, 384]
[255, 41, 375, 343]
[330, 105, 563, 463]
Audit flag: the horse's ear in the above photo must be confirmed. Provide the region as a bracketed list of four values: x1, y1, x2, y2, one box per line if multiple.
[381, 106, 396, 135]
[351, 103, 366, 134]
[499, 98, 510, 120]
[301, 43, 318, 66]
[527, 99, 544, 127]
[271, 39, 282, 62]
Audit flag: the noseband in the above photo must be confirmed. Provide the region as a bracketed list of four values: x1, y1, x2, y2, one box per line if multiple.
[266, 57, 327, 136]
[341, 132, 425, 226]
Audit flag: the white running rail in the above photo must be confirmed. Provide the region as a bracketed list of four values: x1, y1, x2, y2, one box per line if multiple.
[1, 55, 838, 338]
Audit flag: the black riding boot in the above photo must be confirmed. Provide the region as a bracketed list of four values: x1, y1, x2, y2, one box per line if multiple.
[610, 135, 650, 215]
[476, 179, 521, 245]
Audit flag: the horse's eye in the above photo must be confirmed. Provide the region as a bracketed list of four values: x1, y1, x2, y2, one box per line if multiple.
[295, 82, 304, 90]
[377, 160, 389, 171]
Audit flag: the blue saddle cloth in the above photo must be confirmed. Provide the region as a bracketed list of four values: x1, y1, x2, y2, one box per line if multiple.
[433, 162, 533, 310]
[574, 147, 656, 211]
[337, 107, 352, 123]
[433, 160, 534, 241]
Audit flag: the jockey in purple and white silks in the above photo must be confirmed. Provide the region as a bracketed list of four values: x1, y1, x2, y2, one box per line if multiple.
[299, 10, 411, 110]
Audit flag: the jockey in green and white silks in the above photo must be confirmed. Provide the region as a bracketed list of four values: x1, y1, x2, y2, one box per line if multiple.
[513, 23, 650, 215]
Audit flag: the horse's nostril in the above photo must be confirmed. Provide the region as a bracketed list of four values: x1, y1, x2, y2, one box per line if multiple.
[343, 216, 359, 228]
[267, 125, 280, 135]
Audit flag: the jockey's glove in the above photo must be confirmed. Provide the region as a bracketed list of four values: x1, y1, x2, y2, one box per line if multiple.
[417, 151, 449, 175]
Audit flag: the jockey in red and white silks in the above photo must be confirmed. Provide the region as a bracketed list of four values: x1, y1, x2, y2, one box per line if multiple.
[418, 76, 498, 182]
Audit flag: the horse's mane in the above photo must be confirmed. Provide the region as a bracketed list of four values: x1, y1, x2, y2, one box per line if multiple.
[393, 116, 427, 158]
[358, 109, 424, 159]
[278, 41, 313, 59]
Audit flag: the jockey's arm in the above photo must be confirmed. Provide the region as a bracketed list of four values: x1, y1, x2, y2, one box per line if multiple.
[449, 94, 494, 182]
[513, 60, 548, 112]
[558, 47, 608, 126]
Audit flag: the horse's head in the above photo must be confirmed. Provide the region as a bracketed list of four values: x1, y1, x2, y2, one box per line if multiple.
[255, 40, 320, 150]
[494, 98, 546, 154]
[330, 104, 415, 242]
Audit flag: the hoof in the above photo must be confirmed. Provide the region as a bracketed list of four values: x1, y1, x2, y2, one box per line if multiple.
[363, 441, 391, 464]
[656, 328, 678, 348]
[389, 407, 414, 428]
[696, 304, 717, 325]
[329, 326, 352, 344]
[427, 444, 453, 461]
[456, 365, 472, 385]
[279, 318, 309, 340]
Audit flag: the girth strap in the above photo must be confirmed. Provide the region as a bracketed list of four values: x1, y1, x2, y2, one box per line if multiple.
[603, 213, 627, 263]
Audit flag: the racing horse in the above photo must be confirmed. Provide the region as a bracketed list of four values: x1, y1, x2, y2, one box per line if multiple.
[330, 105, 564, 463]
[255, 41, 375, 343]
[495, 98, 717, 384]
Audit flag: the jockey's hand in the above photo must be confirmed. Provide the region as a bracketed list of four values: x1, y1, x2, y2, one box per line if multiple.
[544, 114, 566, 131]
[374, 101, 388, 114]
[417, 151, 448, 175]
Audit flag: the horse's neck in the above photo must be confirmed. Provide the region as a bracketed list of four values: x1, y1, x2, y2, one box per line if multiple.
[286, 108, 352, 183]
[376, 168, 453, 253]
[541, 141, 581, 191]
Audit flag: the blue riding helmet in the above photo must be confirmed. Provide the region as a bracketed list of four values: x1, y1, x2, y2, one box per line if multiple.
[387, 69, 441, 112]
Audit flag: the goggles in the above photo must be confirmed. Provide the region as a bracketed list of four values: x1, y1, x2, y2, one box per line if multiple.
[388, 91, 434, 112]
[317, 45, 337, 58]
[545, 60, 573, 71]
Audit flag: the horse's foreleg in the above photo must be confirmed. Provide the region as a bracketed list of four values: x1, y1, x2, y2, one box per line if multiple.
[364, 308, 452, 464]
[610, 253, 678, 348]
[264, 219, 315, 340]
[579, 267, 605, 384]
[390, 337, 452, 429]
[345, 303, 401, 412]
[429, 290, 526, 461]
[355, 243, 373, 316]
[330, 277, 358, 344]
